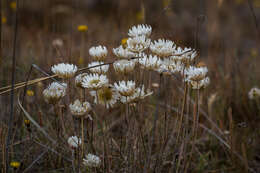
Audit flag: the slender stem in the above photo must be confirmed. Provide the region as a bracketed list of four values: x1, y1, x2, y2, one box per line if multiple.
[81, 117, 84, 159]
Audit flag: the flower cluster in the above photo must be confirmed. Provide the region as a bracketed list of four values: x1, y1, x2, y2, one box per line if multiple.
[83, 154, 101, 167]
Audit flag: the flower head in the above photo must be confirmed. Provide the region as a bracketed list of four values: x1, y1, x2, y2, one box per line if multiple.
[150, 39, 176, 57]
[70, 99, 92, 117]
[185, 66, 208, 82]
[248, 87, 260, 100]
[43, 82, 67, 104]
[190, 77, 210, 89]
[51, 63, 78, 79]
[82, 73, 109, 90]
[68, 136, 81, 148]
[173, 47, 197, 65]
[113, 59, 135, 75]
[114, 80, 136, 97]
[120, 85, 153, 103]
[139, 54, 162, 70]
[113, 45, 136, 59]
[83, 154, 101, 167]
[75, 73, 88, 88]
[127, 35, 151, 53]
[10, 161, 20, 169]
[26, 90, 34, 96]
[77, 25, 88, 32]
[90, 86, 120, 108]
[128, 24, 152, 37]
[52, 38, 63, 47]
[89, 46, 107, 61]
[88, 61, 109, 74]
[2, 17, 7, 24]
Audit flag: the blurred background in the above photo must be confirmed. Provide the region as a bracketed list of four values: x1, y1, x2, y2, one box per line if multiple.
[1, 0, 260, 172]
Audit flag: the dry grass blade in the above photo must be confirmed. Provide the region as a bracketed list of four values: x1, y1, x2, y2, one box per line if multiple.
[17, 92, 56, 144]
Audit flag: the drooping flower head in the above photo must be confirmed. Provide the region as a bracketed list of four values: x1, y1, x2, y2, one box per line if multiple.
[69, 99, 92, 117]
[88, 61, 109, 74]
[127, 35, 151, 53]
[89, 45, 108, 61]
[51, 63, 78, 79]
[83, 154, 101, 167]
[150, 39, 176, 57]
[114, 80, 136, 97]
[128, 24, 152, 37]
[43, 82, 67, 104]
[81, 73, 109, 90]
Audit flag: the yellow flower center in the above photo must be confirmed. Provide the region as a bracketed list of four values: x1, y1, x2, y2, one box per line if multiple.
[26, 90, 34, 96]
[10, 161, 20, 168]
[77, 25, 88, 32]
[90, 79, 100, 85]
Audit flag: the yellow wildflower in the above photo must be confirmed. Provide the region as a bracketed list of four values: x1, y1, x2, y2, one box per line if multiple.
[26, 90, 34, 96]
[24, 119, 30, 125]
[10, 1, 17, 10]
[10, 161, 20, 169]
[77, 25, 88, 32]
[121, 38, 128, 48]
[78, 57, 84, 65]
[2, 17, 7, 24]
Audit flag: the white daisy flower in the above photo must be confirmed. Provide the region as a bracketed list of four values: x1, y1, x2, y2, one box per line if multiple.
[120, 85, 153, 103]
[113, 59, 135, 75]
[43, 82, 67, 104]
[190, 77, 210, 89]
[248, 87, 260, 100]
[89, 45, 108, 61]
[75, 73, 88, 88]
[150, 39, 176, 57]
[139, 54, 162, 70]
[88, 61, 109, 74]
[185, 66, 208, 82]
[113, 45, 136, 59]
[127, 35, 151, 53]
[68, 136, 81, 148]
[82, 73, 109, 90]
[128, 24, 152, 37]
[90, 86, 120, 108]
[173, 47, 197, 64]
[114, 80, 136, 97]
[83, 154, 101, 167]
[51, 63, 78, 79]
[69, 99, 92, 117]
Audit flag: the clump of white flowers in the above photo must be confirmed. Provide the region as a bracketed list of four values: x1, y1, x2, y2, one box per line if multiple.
[67, 136, 81, 148]
[43, 82, 67, 104]
[51, 63, 78, 79]
[83, 154, 101, 167]
[248, 87, 260, 100]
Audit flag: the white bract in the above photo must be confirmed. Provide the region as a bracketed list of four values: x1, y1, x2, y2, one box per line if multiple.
[128, 24, 152, 37]
[88, 61, 109, 74]
[127, 35, 151, 53]
[89, 45, 108, 61]
[82, 73, 109, 90]
[114, 80, 136, 97]
[150, 39, 176, 57]
[113, 45, 136, 59]
[68, 136, 81, 148]
[83, 154, 101, 167]
[113, 59, 135, 75]
[43, 82, 67, 104]
[51, 63, 77, 79]
[69, 99, 92, 117]
[248, 87, 260, 100]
